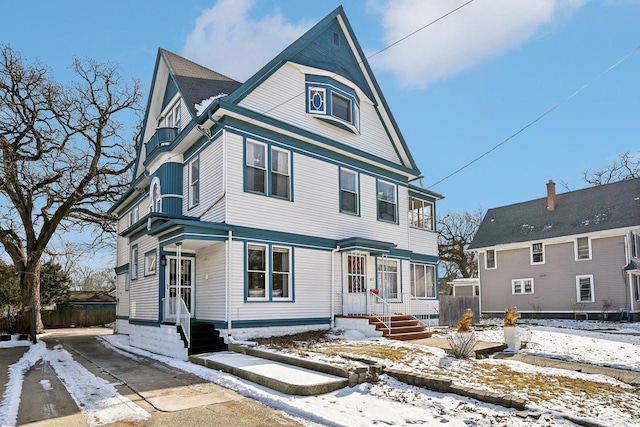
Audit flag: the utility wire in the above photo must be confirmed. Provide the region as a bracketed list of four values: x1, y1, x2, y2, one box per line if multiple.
[250, 0, 476, 120]
[427, 43, 640, 190]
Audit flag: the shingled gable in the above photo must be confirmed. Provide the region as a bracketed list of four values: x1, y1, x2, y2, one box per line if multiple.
[469, 177, 640, 249]
[220, 5, 420, 174]
[159, 48, 242, 117]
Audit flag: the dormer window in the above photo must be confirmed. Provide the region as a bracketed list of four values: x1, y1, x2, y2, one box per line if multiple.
[158, 98, 182, 130]
[306, 75, 360, 133]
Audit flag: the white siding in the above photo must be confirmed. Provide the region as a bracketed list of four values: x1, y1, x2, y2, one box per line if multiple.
[225, 133, 416, 251]
[195, 242, 226, 320]
[228, 242, 332, 323]
[115, 273, 129, 317]
[116, 216, 129, 267]
[184, 134, 225, 221]
[129, 235, 159, 320]
[409, 228, 438, 255]
[238, 63, 401, 165]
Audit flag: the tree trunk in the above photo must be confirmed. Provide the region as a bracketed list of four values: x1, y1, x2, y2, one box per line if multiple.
[20, 264, 44, 335]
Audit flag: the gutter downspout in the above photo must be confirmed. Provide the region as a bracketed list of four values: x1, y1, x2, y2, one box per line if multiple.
[331, 246, 340, 329]
[226, 230, 233, 342]
[625, 234, 633, 315]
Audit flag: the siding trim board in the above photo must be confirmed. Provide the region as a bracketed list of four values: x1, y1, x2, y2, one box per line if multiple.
[217, 103, 420, 179]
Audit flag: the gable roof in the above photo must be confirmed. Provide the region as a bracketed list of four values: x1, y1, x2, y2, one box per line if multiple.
[159, 48, 242, 117]
[469, 177, 640, 249]
[219, 5, 420, 174]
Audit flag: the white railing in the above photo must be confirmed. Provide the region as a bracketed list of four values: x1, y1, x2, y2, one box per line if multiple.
[163, 297, 191, 347]
[368, 291, 392, 334]
[372, 292, 436, 331]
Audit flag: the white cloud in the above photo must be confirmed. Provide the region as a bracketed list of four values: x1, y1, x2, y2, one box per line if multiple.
[183, 0, 311, 81]
[367, 0, 586, 88]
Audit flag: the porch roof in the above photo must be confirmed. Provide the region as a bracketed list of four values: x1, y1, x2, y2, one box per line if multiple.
[337, 237, 396, 255]
[624, 259, 640, 272]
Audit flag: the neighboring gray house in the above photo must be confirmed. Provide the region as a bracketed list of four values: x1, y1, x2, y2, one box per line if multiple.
[469, 178, 640, 321]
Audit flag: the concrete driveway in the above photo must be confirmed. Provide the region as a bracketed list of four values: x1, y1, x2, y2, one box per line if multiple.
[8, 328, 303, 426]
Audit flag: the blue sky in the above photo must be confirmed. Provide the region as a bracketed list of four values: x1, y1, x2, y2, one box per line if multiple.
[2, 0, 639, 217]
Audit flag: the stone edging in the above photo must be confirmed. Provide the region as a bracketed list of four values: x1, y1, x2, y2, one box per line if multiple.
[385, 368, 527, 410]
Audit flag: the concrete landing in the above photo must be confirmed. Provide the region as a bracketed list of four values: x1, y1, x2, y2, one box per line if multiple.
[409, 336, 508, 356]
[190, 351, 349, 396]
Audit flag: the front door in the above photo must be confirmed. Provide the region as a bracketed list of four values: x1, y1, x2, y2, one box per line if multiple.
[165, 257, 193, 320]
[343, 254, 368, 315]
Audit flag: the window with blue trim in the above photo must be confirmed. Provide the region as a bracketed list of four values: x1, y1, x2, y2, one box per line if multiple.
[189, 157, 200, 208]
[377, 258, 399, 300]
[130, 245, 139, 280]
[340, 168, 358, 214]
[377, 180, 397, 223]
[245, 139, 291, 200]
[306, 76, 360, 133]
[246, 243, 292, 301]
[411, 263, 435, 298]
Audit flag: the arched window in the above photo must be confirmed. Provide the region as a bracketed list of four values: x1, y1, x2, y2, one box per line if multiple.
[150, 178, 162, 213]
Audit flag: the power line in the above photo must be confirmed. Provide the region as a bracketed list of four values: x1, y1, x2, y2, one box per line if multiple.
[249, 0, 476, 121]
[427, 44, 640, 190]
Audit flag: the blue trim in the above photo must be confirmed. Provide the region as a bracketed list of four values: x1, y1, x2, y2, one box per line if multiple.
[376, 178, 399, 224]
[129, 318, 161, 327]
[187, 155, 200, 210]
[220, 103, 419, 179]
[130, 245, 139, 280]
[338, 166, 360, 216]
[305, 75, 360, 133]
[244, 242, 295, 302]
[230, 317, 330, 328]
[144, 249, 158, 277]
[115, 264, 129, 275]
[243, 135, 293, 201]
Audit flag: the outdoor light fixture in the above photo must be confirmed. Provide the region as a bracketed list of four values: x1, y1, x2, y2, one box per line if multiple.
[161, 255, 167, 266]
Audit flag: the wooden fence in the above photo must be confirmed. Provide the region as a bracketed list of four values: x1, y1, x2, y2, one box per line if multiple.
[439, 295, 480, 327]
[41, 308, 115, 328]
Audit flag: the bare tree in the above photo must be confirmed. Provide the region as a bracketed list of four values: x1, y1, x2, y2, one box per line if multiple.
[437, 207, 484, 283]
[72, 266, 115, 292]
[583, 151, 639, 185]
[0, 45, 142, 334]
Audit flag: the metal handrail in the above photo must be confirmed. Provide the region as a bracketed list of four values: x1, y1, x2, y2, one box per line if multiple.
[163, 297, 191, 347]
[368, 290, 392, 335]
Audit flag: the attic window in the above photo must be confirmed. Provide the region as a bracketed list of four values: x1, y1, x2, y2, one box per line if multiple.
[333, 32, 340, 46]
[305, 75, 360, 134]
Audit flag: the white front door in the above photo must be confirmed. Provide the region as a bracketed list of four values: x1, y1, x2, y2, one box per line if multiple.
[343, 254, 368, 315]
[165, 257, 194, 320]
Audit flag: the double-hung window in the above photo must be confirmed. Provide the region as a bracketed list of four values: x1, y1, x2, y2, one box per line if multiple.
[531, 243, 544, 264]
[340, 168, 358, 214]
[575, 237, 591, 260]
[486, 249, 496, 269]
[410, 263, 436, 298]
[130, 246, 139, 280]
[271, 148, 290, 199]
[245, 140, 291, 200]
[246, 141, 267, 195]
[247, 244, 267, 299]
[377, 180, 397, 223]
[576, 275, 594, 303]
[165, 102, 181, 129]
[512, 278, 533, 295]
[377, 258, 399, 300]
[408, 197, 433, 230]
[632, 232, 640, 258]
[247, 244, 292, 300]
[633, 275, 640, 301]
[189, 158, 200, 208]
[128, 206, 139, 226]
[272, 247, 290, 299]
[144, 250, 157, 276]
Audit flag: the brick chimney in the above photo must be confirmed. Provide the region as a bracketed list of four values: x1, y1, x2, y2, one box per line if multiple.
[546, 180, 556, 211]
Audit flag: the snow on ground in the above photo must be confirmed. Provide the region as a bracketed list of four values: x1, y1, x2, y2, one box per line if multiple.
[3, 320, 640, 426]
[0, 340, 149, 427]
